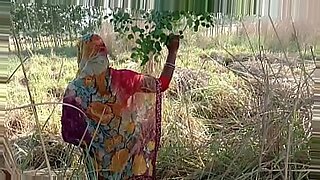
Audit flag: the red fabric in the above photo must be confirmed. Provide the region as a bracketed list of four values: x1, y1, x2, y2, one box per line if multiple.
[110, 68, 143, 98]
[110, 68, 172, 94]
[159, 75, 171, 92]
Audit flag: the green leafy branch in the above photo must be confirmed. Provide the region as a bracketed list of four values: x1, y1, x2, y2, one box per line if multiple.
[106, 9, 216, 65]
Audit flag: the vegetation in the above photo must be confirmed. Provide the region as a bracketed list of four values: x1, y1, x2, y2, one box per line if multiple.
[10, 2, 257, 65]
[7, 2, 320, 180]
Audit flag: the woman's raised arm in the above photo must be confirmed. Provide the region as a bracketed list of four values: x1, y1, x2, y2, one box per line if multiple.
[139, 35, 180, 93]
[112, 35, 180, 94]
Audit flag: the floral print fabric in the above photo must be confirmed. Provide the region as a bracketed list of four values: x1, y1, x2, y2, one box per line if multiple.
[62, 68, 162, 180]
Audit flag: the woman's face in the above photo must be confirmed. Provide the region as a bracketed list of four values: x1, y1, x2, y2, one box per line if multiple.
[77, 34, 108, 63]
[76, 34, 110, 77]
[91, 34, 108, 56]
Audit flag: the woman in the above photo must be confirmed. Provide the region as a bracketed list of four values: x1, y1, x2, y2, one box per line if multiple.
[61, 33, 179, 179]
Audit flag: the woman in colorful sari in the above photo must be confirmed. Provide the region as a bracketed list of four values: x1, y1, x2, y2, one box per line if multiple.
[60, 33, 179, 179]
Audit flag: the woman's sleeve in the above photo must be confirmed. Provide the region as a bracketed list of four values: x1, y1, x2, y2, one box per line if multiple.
[61, 84, 91, 147]
[158, 75, 171, 92]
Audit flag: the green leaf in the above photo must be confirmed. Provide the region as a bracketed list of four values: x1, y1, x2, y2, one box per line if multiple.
[187, 18, 194, 28]
[131, 26, 140, 33]
[139, 29, 145, 34]
[167, 23, 173, 31]
[128, 34, 134, 40]
[160, 33, 167, 43]
[146, 34, 151, 40]
[141, 55, 149, 66]
[154, 41, 162, 52]
[154, 28, 162, 36]
[154, 34, 160, 39]
[136, 39, 142, 44]
[131, 52, 137, 59]
[195, 19, 200, 26]
[206, 14, 212, 22]
[194, 26, 199, 32]
[173, 11, 180, 21]
[123, 12, 129, 20]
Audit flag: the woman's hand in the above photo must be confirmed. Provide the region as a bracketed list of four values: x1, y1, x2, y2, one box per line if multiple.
[166, 34, 180, 54]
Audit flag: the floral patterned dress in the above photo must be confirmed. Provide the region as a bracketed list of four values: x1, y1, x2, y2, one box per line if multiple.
[61, 34, 162, 180]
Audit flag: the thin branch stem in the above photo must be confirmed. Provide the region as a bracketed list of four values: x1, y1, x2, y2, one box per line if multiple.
[10, 18, 53, 179]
